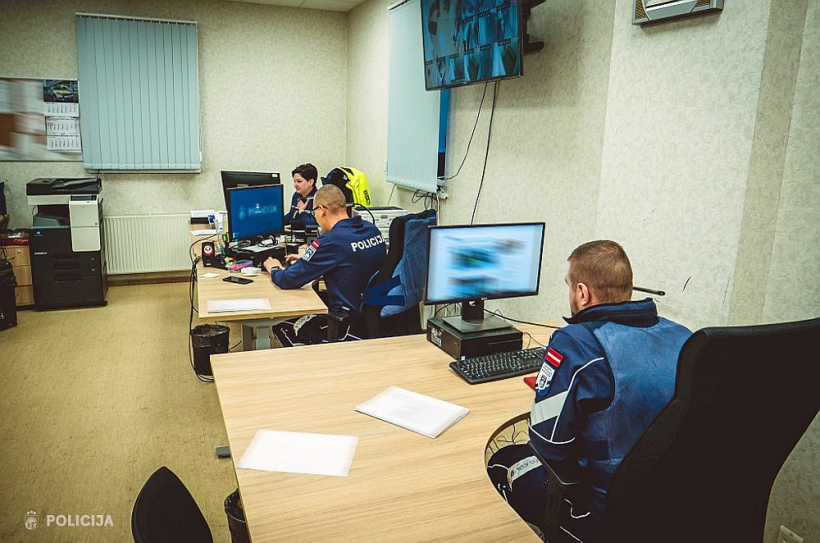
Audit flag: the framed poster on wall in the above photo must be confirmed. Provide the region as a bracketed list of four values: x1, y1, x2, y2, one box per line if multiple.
[0, 77, 82, 162]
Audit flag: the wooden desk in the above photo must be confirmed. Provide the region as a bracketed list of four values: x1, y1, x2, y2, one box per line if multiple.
[195, 263, 326, 349]
[211, 325, 554, 542]
[190, 225, 326, 349]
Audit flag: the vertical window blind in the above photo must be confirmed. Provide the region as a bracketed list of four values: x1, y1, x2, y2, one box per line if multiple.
[387, 0, 448, 194]
[75, 14, 201, 171]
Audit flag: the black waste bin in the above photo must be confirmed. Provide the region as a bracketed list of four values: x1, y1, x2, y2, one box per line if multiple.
[0, 259, 17, 330]
[190, 324, 229, 377]
[225, 489, 250, 543]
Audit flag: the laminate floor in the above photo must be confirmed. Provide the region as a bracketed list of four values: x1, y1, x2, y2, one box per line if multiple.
[0, 283, 239, 542]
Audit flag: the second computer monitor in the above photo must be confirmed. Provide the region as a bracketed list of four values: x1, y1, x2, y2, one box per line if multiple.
[425, 222, 545, 331]
[221, 171, 281, 207]
[226, 184, 285, 242]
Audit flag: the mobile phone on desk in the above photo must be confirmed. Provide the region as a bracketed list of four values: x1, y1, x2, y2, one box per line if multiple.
[223, 275, 253, 285]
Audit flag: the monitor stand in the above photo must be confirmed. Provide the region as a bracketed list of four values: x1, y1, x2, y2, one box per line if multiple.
[442, 300, 515, 334]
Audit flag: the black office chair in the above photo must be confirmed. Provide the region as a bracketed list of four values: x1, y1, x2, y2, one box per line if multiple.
[131, 466, 213, 543]
[359, 208, 436, 338]
[324, 208, 436, 342]
[532, 317, 820, 543]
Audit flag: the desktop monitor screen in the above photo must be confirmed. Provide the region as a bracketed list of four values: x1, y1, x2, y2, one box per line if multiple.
[226, 184, 285, 242]
[425, 222, 545, 304]
[420, 0, 523, 90]
[221, 171, 281, 207]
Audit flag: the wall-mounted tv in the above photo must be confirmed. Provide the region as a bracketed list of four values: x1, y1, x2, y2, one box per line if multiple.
[421, 0, 523, 91]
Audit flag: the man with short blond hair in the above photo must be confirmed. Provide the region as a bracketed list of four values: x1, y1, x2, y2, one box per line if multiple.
[488, 240, 691, 542]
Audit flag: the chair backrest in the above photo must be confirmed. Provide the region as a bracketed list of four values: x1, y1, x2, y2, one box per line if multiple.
[362, 209, 436, 338]
[132, 466, 213, 543]
[605, 317, 820, 543]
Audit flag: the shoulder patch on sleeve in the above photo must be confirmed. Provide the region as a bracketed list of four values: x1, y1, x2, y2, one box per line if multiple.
[303, 239, 320, 261]
[534, 363, 555, 395]
[545, 348, 564, 368]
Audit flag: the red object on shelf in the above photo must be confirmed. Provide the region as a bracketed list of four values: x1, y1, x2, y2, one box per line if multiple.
[1, 233, 30, 246]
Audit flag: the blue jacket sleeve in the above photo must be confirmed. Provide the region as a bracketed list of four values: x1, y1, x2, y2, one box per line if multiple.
[283, 193, 298, 226]
[528, 330, 614, 463]
[284, 195, 317, 229]
[270, 237, 337, 289]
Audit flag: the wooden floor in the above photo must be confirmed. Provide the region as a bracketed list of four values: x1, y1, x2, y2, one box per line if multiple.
[0, 284, 238, 542]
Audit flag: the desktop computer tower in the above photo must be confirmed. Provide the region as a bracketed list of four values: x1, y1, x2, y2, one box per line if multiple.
[30, 226, 107, 310]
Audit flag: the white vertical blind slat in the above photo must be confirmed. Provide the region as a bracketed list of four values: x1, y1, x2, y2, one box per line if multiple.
[76, 14, 200, 171]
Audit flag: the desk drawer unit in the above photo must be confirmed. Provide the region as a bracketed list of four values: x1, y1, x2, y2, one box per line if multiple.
[3, 245, 34, 307]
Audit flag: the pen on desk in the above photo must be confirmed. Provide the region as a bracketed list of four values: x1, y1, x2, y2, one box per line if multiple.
[633, 286, 666, 296]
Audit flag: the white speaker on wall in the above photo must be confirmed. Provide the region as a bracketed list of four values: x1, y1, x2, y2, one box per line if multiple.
[633, 0, 724, 25]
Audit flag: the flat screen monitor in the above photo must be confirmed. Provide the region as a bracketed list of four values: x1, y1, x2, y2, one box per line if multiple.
[425, 222, 545, 331]
[226, 184, 285, 243]
[221, 171, 281, 207]
[420, 0, 523, 90]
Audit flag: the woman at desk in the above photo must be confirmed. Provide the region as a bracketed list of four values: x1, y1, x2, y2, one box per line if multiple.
[284, 163, 319, 231]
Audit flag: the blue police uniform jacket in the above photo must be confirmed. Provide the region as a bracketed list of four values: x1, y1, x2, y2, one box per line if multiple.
[529, 299, 691, 527]
[283, 187, 318, 230]
[270, 216, 386, 313]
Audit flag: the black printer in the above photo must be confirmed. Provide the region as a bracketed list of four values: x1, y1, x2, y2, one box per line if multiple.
[26, 177, 102, 196]
[26, 178, 107, 310]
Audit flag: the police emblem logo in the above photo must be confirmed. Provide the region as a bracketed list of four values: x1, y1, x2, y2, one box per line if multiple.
[25, 511, 38, 530]
[303, 240, 320, 261]
[534, 363, 555, 395]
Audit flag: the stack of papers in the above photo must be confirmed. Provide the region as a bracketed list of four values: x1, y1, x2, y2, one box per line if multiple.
[207, 298, 272, 313]
[237, 429, 358, 477]
[355, 386, 469, 438]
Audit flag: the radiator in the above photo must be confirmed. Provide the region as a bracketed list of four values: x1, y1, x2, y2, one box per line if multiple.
[103, 214, 192, 274]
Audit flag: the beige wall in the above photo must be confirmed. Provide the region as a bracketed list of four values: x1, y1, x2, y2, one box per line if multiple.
[0, 0, 348, 226]
[349, 0, 618, 322]
[348, 0, 819, 540]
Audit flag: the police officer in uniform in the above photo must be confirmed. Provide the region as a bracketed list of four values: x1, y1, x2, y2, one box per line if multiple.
[284, 163, 318, 231]
[263, 184, 386, 344]
[487, 240, 691, 542]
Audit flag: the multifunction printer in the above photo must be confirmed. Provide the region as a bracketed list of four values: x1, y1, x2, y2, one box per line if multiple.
[26, 178, 107, 309]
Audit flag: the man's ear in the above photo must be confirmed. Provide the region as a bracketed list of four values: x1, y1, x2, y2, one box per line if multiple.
[577, 282, 593, 309]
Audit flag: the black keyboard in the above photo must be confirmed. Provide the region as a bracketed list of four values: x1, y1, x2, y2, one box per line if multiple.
[449, 347, 546, 385]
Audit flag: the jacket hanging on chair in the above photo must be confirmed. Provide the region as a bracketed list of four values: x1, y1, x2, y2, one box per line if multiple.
[321, 167, 372, 207]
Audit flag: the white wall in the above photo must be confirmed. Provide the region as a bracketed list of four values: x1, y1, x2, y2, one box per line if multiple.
[0, 0, 348, 225]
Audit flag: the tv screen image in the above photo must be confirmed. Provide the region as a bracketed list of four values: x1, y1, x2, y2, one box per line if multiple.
[226, 184, 285, 242]
[421, 0, 522, 90]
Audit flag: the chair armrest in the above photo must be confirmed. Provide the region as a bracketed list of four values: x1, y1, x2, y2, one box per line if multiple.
[527, 445, 580, 541]
[326, 308, 351, 342]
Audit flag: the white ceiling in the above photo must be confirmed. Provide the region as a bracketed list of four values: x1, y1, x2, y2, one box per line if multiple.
[227, 0, 366, 13]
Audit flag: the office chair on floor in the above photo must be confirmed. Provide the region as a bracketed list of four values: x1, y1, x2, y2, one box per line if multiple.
[359, 208, 436, 338]
[533, 317, 820, 543]
[132, 466, 213, 543]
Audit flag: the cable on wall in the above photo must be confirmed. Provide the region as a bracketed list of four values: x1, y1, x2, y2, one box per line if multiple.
[471, 81, 499, 225]
[445, 82, 489, 182]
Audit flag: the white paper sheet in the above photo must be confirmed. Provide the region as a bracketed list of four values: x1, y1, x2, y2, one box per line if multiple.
[200, 272, 220, 278]
[207, 298, 272, 313]
[355, 386, 469, 438]
[191, 229, 217, 235]
[236, 429, 358, 477]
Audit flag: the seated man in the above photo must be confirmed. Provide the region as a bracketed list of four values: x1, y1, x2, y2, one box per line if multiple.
[262, 184, 386, 344]
[487, 240, 691, 542]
